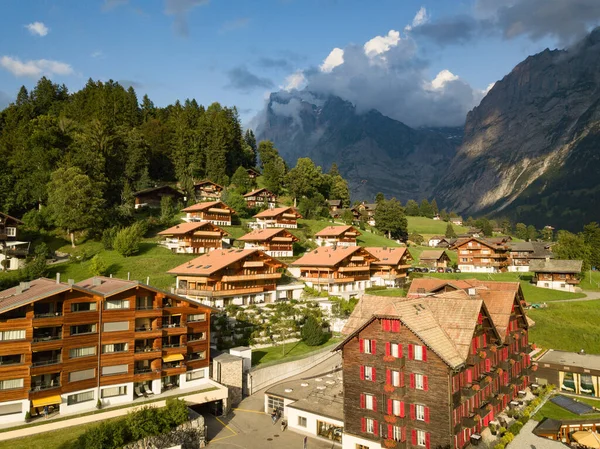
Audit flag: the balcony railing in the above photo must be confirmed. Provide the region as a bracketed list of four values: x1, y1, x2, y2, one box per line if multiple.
[34, 312, 63, 319]
[134, 367, 152, 375]
[135, 346, 160, 353]
[32, 358, 61, 367]
[162, 323, 183, 329]
[162, 343, 184, 349]
[135, 305, 158, 310]
[30, 382, 60, 392]
[135, 326, 157, 332]
[32, 334, 62, 343]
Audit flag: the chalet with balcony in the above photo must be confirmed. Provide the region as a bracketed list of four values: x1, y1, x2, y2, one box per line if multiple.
[533, 350, 600, 398]
[246, 168, 260, 180]
[289, 246, 378, 297]
[169, 249, 296, 307]
[337, 283, 532, 449]
[251, 207, 302, 229]
[158, 222, 228, 254]
[366, 247, 413, 288]
[181, 201, 235, 226]
[327, 200, 342, 217]
[314, 225, 361, 247]
[0, 276, 226, 424]
[427, 236, 450, 248]
[529, 259, 583, 293]
[451, 218, 463, 226]
[450, 237, 510, 273]
[193, 180, 223, 201]
[508, 242, 553, 272]
[0, 212, 28, 272]
[133, 186, 185, 210]
[419, 250, 451, 268]
[237, 228, 298, 258]
[351, 202, 377, 226]
[243, 188, 277, 209]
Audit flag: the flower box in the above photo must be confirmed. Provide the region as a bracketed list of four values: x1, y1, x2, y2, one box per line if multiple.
[384, 415, 397, 424]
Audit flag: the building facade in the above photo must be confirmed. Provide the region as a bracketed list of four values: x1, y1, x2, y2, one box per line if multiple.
[158, 222, 228, 254]
[237, 228, 298, 258]
[0, 212, 28, 272]
[315, 225, 361, 247]
[243, 188, 277, 209]
[533, 350, 600, 398]
[181, 201, 235, 226]
[251, 207, 302, 229]
[507, 242, 553, 272]
[419, 250, 451, 268]
[366, 247, 413, 288]
[133, 186, 185, 209]
[451, 238, 510, 273]
[529, 259, 582, 292]
[193, 180, 223, 201]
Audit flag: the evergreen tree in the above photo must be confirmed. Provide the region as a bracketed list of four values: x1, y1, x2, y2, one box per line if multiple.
[257, 140, 280, 169]
[243, 129, 257, 167]
[328, 175, 350, 208]
[515, 223, 528, 240]
[445, 223, 457, 238]
[475, 218, 493, 237]
[405, 200, 420, 216]
[583, 222, 600, 269]
[431, 199, 439, 215]
[262, 156, 286, 195]
[541, 226, 554, 242]
[374, 198, 408, 240]
[329, 162, 340, 177]
[419, 199, 434, 218]
[221, 188, 249, 218]
[230, 166, 252, 194]
[375, 192, 385, 204]
[527, 225, 538, 241]
[301, 315, 324, 346]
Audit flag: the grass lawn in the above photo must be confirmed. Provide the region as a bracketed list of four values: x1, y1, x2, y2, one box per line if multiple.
[533, 396, 600, 422]
[578, 270, 600, 291]
[252, 335, 342, 366]
[0, 424, 90, 449]
[367, 288, 406, 297]
[407, 216, 468, 237]
[357, 230, 400, 247]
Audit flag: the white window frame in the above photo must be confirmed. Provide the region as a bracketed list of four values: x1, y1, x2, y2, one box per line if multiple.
[69, 368, 95, 382]
[391, 343, 400, 358]
[364, 339, 373, 354]
[414, 345, 424, 361]
[70, 346, 96, 358]
[67, 390, 94, 405]
[392, 425, 402, 441]
[417, 429, 426, 446]
[392, 370, 401, 387]
[392, 399, 401, 416]
[6, 227, 16, 237]
[0, 330, 26, 341]
[186, 369, 206, 381]
[187, 313, 206, 322]
[0, 378, 24, 390]
[103, 343, 128, 354]
[105, 299, 130, 310]
[101, 364, 128, 376]
[101, 386, 127, 398]
[415, 404, 425, 421]
[366, 417, 375, 434]
[415, 373, 424, 390]
[365, 394, 374, 410]
[364, 366, 373, 381]
[298, 416, 307, 427]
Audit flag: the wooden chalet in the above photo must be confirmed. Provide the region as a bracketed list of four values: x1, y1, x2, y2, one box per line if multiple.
[508, 242, 553, 272]
[133, 186, 185, 210]
[0, 212, 28, 272]
[450, 218, 463, 226]
[181, 201, 235, 226]
[365, 247, 413, 288]
[529, 259, 582, 293]
[243, 188, 277, 209]
[450, 237, 510, 273]
[337, 282, 532, 449]
[351, 202, 377, 226]
[246, 168, 260, 180]
[0, 277, 226, 424]
[237, 228, 298, 258]
[169, 249, 289, 307]
[314, 225, 361, 247]
[427, 236, 449, 248]
[289, 246, 378, 297]
[327, 200, 342, 215]
[251, 207, 302, 229]
[157, 222, 228, 254]
[419, 250, 451, 268]
[193, 180, 223, 201]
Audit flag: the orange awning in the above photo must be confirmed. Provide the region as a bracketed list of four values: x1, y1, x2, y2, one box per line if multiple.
[32, 395, 62, 408]
[163, 353, 184, 363]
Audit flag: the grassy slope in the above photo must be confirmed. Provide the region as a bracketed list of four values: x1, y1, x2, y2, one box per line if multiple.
[533, 396, 600, 421]
[0, 425, 89, 449]
[251, 336, 342, 366]
[407, 216, 468, 239]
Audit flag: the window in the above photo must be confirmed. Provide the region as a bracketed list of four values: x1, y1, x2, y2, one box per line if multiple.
[102, 364, 128, 376]
[136, 296, 153, 310]
[362, 366, 375, 381]
[186, 369, 205, 381]
[103, 343, 128, 353]
[0, 378, 23, 390]
[187, 313, 206, 322]
[392, 425, 403, 441]
[70, 346, 96, 358]
[0, 403, 22, 416]
[392, 370, 402, 387]
[69, 369, 95, 382]
[101, 386, 127, 398]
[391, 343, 401, 358]
[415, 373, 424, 390]
[189, 351, 206, 360]
[298, 416, 307, 427]
[0, 354, 22, 365]
[105, 299, 130, 310]
[6, 227, 16, 237]
[102, 321, 129, 332]
[416, 429, 426, 446]
[67, 390, 94, 405]
[362, 339, 374, 354]
[72, 302, 97, 312]
[366, 417, 375, 434]
[70, 324, 97, 335]
[188, 332, 206, 342]
[413, 345, 425, 361]
[0, 330, 25, 341]
[415, 404, 425, 421]
[356, 445, 370, 449]
[364, 394, 374, 410]
[392, 400, 403, 417]
[267, 395, 284, 412]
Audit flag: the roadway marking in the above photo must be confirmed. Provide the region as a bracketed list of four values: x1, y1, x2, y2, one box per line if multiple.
[232, 408, 266, 414]
[215, 416, 237, 436]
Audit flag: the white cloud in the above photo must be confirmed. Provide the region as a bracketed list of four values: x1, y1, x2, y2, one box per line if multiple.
[483, 82, 495, 94]
[319, 48, 344, 73]
[412, 7, 429, 27]
[430, 69, 459, 90]
[91, 50, 104, 58]
[282, 71, 306, 91]
[364, 30, 401, 58]
[25, 22, 49, 37]
[0, 56, 73, 78]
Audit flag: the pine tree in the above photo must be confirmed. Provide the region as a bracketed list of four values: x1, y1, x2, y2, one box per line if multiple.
[419, 199, 434, 218]
[405, 200, 420, 216]
[445, 223, 457, 238]
[301, 316, 324, 346]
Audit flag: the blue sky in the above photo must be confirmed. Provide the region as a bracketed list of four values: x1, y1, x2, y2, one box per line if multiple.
[0, 0, 598, 125]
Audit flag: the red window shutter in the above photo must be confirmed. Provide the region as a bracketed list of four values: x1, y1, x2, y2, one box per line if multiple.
[426, 432, 431, 449]
[393, 320, 401, 332]
[422, 346, 427, 361]
[373, 396, 377, 412]
[424, 375, 429, 391]
[372, 367, 376, 382]
[361, 417, 366, 432]
[359, 338, 364, 353]
[399, 344, 403, 358]
[410, 403, 416, 420]
[411, 429, 417, 445]
[485, 358, 491, 372]
[400, 401, 405, 417]
[425, 407, 430, 423]
[372, 340, 377, 354]
[410, 373, 415, 388]
[483, 334, 487, 347]
[477, 313, 483, 324]
[408, 344, 414, 360]
[401, 371, 405, 387]
[360, 394, 365, 409]
[466, 369, 472, 383]
[360, 365, 365, 380]
[388, 424, 393, 439]
[388, 399, 393, 415]
[382, 319, 388, 331]
[385, 342, 391, 357]
[386, 369, 391, 385]
[374, 420, 379, 436]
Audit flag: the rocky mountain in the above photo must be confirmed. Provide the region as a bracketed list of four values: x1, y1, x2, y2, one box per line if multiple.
[255, 91, 461, 202]
[435, 28, 600, 231]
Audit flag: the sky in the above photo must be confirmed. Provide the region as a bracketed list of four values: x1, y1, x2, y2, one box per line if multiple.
[1, 0, 599, 127]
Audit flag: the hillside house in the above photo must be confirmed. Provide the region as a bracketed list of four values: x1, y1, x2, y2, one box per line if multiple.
[0, 212, 28, 272]
[351, 202, 377, 226]
[169, 249, 301, 307]
[451, 237, 510, 273]
[246, 168, 260, 180]
[533, 350, 600, 398]
[315, 225, 361, 247]
[508, 242, 553, 272]
[327, 200, 342, 216]
[451, 218, 463, 226]
[0, 276, 227, 424]
[289, 246, 378, 297]
[337, 284, 532, 449]
[427, 236, 448, 248]
[193, 180, 223, 201]
[181, 201, 235, 226]
[237, 228, 298, 258]
[366, 247, 413, 287]
[158, 222, 228, 254]
[133, 186, 185, 210]
[419, 250, 451, 268]
[243, 188, 277, 209]
[251, 207, 302, 229]
[529, 259, 583, 292]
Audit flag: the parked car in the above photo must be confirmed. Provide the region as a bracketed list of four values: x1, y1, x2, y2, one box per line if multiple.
[444, 267, 453, 273]
[407, 267, 414, 273]
[454, 268, 461, 273]
[437, 267, 445, 273]
[428, 268, 437, 273]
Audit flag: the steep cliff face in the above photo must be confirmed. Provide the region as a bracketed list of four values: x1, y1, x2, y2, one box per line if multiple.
[255, 91, 460, 202]
[435, 28, 600, 230]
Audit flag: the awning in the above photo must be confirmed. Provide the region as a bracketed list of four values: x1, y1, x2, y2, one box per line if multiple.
[32, 395, 62, 408]
[163, 353, 184, 363]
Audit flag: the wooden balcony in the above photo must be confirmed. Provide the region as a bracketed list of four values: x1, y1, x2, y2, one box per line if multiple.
[461, 386, 477, 398]
[134, 327, 162, 338]
[134, 349, 162, 360]
[462, 414, 478, 427]
[176, 286, 268, 298]
[162, 365, 187, 376]
[133, 369, 161, 382]
[221, 273, 282, 282]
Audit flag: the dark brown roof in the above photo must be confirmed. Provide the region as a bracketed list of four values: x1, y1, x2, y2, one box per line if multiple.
[133, 185, 184, 197]
[530, 259, 583, 274]
[243, 188, 275, 198]
[419, 250, 448, 261]
[0, 212, 24, 225]
[194, 180, 223, 189]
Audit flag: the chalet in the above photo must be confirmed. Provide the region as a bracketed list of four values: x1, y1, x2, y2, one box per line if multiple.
[450, 237, 510, 273]
[315, 225, 361, 247]
[157, 222, 228, 254]
[351, 202, 377, 226]
[0, 212, 28, 272]
[193, 180, 223, 201]
[133, 186, 185, 210]
[327, 200, 342, 215]
[181, 201, 235, 226]
[169, 249, 301, 307]
[427, 236, 448, 248]
[237, 228, 298, 258]
[337, 283, 532, 449]
[366, 247, 413, 288]
[529, 259, 583, 292]
[419, 250, 451, 268]
[508, 242, 553, 272]
[251, 207, 302, 229]
[289, 246, 378, 297]
[243, 188, 277, 209]
[432, 214, 441, 221]
[0, 276, 227, 424]
[451, 218, 463, 226]
[246, 168, 260, 180]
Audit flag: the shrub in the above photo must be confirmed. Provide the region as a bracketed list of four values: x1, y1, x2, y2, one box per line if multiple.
[494, 444, 505, 449]
[101, 227, 119, 250]
[509, 421, 523, 435]
[301, 315, 325, 346]
[89, 255, 108, 276]
[497, 426, 507, 436]
[500, 432, 514, 445]
[113, 222, 145, 257]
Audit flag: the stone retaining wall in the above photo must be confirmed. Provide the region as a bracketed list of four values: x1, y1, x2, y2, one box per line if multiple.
[123, 415, 206, 449]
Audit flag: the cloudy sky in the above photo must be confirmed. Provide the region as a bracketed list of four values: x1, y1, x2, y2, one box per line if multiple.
[1, 0, 599, 126]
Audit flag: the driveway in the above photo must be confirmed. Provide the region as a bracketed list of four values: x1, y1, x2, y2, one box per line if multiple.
[509, 420, 567, 449]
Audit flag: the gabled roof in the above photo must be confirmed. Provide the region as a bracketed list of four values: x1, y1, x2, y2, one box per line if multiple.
[314, 225, 361, 238]
[450, 236, 509, 250]
[133, 185, 184, 197]
[529, 259, 583, 274]
[157, 221, 227, 236]
[254, 207, 302, 219]
[194, 180, 223, 189]
[327, 200, 342, 206]
[419, 250, 448, 260]
[0, 212, 24, 225]
[168, 248, 285, 276]
[243, 188, 275, 198]
[292, 246, 375, 268]
[181, 201, 235, 214]
[246, 167, 261, 175]
[237, 228, 298, 242]
[365, 247, 411, 266]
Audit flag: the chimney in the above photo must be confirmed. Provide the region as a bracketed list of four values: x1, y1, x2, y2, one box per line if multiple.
[20, 282, 30, 292]
[68, 279, 74, 286]
[467, 288, 476, 296]
[545, 256, 550, 263]
[127, 272, 131, 280]
[146, 277, 150, 285]
[92, 277, 102, 286]
[56, 272, 61, 284]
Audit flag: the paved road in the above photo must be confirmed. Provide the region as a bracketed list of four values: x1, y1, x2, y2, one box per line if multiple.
[509, 419, 566, 449]
[549, 290, 600, 303]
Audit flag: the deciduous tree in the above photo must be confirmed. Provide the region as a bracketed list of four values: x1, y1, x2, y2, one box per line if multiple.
[374, 198, 408, 241]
